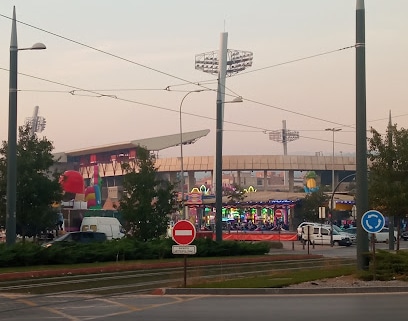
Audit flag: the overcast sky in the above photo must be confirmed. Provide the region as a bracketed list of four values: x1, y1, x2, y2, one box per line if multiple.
[0, 1, 407, 159]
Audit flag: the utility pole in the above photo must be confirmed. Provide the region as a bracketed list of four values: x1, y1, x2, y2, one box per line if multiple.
[355, 0, 369, 270]
[387, 110, 395, 250]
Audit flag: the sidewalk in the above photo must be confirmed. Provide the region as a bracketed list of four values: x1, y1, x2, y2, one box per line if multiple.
[269, 240, 353, 257]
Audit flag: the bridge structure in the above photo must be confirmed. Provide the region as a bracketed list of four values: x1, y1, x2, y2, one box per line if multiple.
[54, 130, 357, 210]
[155, 154, 356, 194]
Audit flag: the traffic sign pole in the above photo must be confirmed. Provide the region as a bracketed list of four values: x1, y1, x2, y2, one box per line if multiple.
[361, 210, 385, 280]
[172, 220, 197, 287]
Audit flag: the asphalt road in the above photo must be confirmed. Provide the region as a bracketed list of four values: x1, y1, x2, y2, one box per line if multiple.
[1, 240, 408, 320]
[1, 292, 408, 321]
[274, 239, 408, 257]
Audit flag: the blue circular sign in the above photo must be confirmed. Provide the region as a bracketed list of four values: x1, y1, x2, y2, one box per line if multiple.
[361, 210, 385, 233]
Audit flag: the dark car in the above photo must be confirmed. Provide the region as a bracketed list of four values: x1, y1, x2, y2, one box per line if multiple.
[42, 231, 107, 247]
[401, 230, 408, 241]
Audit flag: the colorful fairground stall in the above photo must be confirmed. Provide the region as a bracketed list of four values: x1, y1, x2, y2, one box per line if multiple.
[181, 187, 304, 231]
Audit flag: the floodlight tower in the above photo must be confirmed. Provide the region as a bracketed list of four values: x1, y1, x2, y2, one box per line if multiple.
[195, 32, 253, 242]
[268, 120, 299, 188]
[25, 105, 46, 136]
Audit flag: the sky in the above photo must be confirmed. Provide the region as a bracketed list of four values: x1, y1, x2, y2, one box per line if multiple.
[0, 0, 407, 159]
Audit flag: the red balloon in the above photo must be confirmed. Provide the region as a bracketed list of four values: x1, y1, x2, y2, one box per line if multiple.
[59, 170, 84, 194]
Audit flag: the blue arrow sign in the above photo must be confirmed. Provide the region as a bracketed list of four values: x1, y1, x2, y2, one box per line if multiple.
[361, 210, 385, 233]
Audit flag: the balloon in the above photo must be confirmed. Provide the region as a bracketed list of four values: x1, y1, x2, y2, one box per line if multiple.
[59, 170, 84, 194]
[85, 185, 101, 208]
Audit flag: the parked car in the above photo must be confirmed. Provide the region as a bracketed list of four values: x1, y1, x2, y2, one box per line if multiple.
[345, 226, 400, 243]
[331, 224, 357, 244]
[344, 226, 357, 235]
[401, 230, 408, 241]
[80, 217, 125, 240]
[298, 222, 356, 244]
[297, 222, 321, 240]
[301, 225, 352, 246]
[42, 231, 107, 248]
[369, 227, 398, 243]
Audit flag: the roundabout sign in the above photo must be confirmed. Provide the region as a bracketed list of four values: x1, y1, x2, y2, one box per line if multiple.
[361, 210, 385, 233]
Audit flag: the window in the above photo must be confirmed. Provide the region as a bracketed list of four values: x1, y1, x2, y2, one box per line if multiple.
[321, 228, 330, 236]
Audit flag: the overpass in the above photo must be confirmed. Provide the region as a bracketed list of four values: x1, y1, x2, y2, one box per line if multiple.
[53, 129, 356, 194]
[155, 154, 356, 193]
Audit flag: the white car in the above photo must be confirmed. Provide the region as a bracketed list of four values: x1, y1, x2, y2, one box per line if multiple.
[301, 225, 352, 246]
[369, 227, 398, 243]
[297, 222, 356, 244]
[297, 222, 321, 239]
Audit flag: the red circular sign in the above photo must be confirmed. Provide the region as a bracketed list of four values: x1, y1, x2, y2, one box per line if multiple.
[172, 220, 196, 245]
[275, 209, 283, 218]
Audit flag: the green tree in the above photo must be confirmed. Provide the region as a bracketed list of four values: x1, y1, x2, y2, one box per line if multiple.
[368, 124, 408, 234]
[119, 147, 177, 241]
[0, 125, 63, 239]
[296, 189, 328, 223]
[224, 182, 247, 204]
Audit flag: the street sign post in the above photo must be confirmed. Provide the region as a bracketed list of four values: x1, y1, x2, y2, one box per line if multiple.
[172, 220, 196, 245]
[171, 220, 197, 287]
[361, 210, 385, 280]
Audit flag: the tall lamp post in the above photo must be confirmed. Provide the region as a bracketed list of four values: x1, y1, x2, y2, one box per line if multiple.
[179, 90, 204, 220]
[325, 127, 341, 246]
[195, 32, 253, 242]
[6, 6, 46, 246]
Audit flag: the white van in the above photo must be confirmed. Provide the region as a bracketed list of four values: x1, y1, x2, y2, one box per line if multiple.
[301, 225, 352, 246]
[80, 217, 125, 240]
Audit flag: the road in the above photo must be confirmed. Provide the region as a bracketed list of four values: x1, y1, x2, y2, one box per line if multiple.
[275, 239, 408, 257]
[1, 292, 407, 321]
[1, 240, 407, 320]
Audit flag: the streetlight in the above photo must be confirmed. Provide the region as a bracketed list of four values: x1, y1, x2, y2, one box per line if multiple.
[179, 92, 241, 221]
[325, 128, 342, 198]
[6, 6, 46, 246]
[179, 90, 204, 220]
[325, 127, 341, 247]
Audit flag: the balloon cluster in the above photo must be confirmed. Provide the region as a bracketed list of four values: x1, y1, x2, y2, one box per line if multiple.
[84, 165, 102, 209]
[59, 167, 101, 209]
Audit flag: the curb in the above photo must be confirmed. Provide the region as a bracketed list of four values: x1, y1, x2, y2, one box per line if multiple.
[158, 286, 408, 295]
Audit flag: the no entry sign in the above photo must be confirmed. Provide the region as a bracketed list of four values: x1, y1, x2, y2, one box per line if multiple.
[172, 220, 196, 245]
[275, 209, 283, 218]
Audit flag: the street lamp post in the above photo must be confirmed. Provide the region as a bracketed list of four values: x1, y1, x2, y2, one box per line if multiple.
[179, 90, 204, 220]
[325, 128, 342, 203]
[6, 6, 46, 245]
[325, 128, 341, 247]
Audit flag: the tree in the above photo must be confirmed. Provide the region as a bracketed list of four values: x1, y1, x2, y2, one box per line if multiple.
[295, 189, 328, 223]
[224, 182, 247, 204]
[0, 125, 63, 239]
[119, 147, 178, 241]
[368, 124, 408, 241]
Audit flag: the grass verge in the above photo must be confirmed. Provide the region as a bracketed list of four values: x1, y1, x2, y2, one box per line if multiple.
[188, 265, 356, 288]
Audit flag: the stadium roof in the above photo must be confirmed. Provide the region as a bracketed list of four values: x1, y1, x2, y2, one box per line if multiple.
[55, 129, 210, 158]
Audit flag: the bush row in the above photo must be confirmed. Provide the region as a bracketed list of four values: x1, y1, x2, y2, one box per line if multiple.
[0, 238, 273, 267]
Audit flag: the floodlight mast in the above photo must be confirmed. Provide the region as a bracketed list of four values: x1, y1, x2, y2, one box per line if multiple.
[195, 49, 253, 76]
[25, 105, 46, 136]
[195, 33, 253, 242]
[268, 120, 299, 189]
